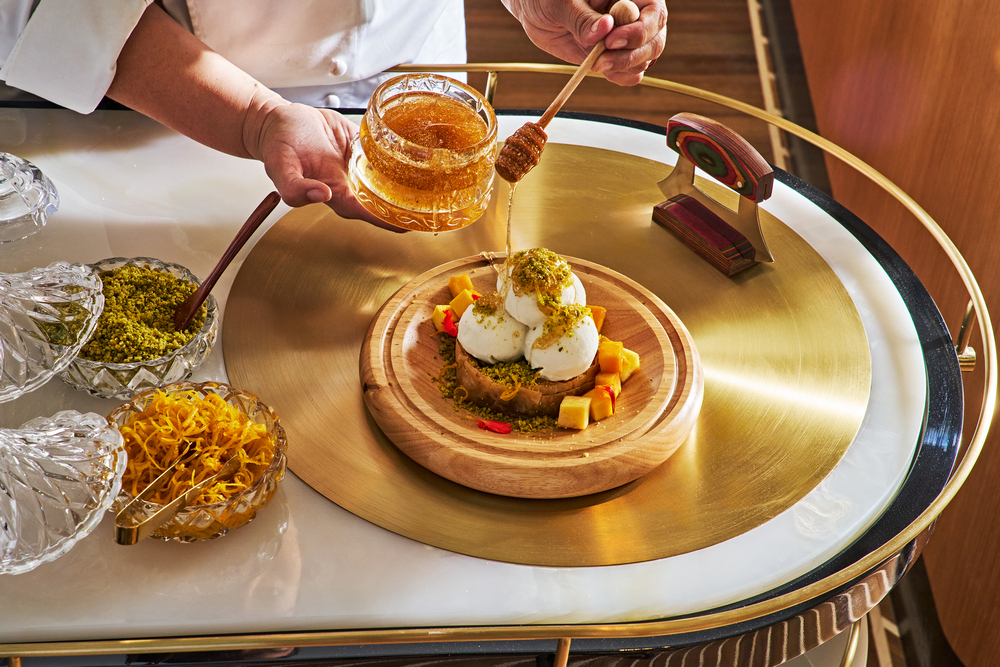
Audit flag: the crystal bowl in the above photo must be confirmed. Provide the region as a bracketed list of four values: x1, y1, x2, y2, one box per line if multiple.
[1, 261, 104, 403]
[107, 381, 288, 542]
[59, 257, 218, 400]
[0, 152, 59, 243]
[0, 410, 125, 574]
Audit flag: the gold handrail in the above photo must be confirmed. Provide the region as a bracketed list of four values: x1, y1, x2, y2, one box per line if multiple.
[3, 63, 994, 656]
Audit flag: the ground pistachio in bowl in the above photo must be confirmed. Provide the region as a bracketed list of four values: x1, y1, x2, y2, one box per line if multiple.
[59, 257, 218, 400]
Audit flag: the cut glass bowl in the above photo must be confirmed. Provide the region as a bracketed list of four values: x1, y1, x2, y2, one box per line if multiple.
[0, 261, 104, 403]
[59, 257, 218, 400]
[0, 410, 125, 574]
[108, 381, 288, 542]
[0, 152, 59, 243]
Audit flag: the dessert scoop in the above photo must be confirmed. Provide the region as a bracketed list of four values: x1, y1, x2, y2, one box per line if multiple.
[494, 0, 641, 183]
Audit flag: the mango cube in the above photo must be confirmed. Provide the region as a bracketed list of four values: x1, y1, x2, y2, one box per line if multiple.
[598, 339, 625, 373]
[595, 371, 621, 398]
[620, 347, 641, 382]
[557, 396, 592, 430]
[448, 273, 475, 298]
[584, 386, 615, 421]
[589, 305, 607, 333]
[449, 289, 477, 319]
[431, 304, 455, 331]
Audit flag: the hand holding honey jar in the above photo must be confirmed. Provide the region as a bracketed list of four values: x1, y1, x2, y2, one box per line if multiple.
[347, 74, 499, 233]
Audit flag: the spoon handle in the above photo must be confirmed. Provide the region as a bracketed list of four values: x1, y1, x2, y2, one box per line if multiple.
[174, 191, 281, 331]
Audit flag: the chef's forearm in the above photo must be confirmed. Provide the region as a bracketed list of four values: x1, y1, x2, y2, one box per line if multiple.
[107, 2, 287, 161]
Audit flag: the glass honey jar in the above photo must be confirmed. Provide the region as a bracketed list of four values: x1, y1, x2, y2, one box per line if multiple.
[348, 73, 498, 232]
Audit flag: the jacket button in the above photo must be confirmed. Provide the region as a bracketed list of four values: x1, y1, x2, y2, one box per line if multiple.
[329, 59, 347, 76]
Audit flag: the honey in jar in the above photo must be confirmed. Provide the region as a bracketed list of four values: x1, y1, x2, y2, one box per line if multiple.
[348, 74, 498, 232]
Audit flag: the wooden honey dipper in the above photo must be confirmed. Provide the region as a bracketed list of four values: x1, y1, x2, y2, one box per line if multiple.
[495, 0, 641, 183]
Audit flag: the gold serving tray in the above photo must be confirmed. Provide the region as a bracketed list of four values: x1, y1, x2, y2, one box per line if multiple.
[224, 142, 872, 567]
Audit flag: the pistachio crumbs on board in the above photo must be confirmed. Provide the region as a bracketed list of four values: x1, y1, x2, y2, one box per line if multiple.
[80, 265, 206, 364]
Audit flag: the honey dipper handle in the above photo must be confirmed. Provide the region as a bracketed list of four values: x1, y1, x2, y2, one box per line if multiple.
[537, 0, 640, 129]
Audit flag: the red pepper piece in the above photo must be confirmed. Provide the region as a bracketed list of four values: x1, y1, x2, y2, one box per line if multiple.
[477, 419, 512, 434]
[442, 310, 458, 337]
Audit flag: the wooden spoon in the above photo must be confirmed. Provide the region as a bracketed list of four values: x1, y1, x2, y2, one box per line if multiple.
[173, 191, 281, 332]
[495, 0, 641, 183]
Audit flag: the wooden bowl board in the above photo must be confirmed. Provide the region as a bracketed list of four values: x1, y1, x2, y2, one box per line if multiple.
[360, 254, 704, 498]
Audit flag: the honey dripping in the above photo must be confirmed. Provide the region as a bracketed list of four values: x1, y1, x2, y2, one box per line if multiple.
[505, 182, 517, 258]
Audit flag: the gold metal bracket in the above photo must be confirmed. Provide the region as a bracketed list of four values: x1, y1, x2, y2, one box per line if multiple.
[554, 638, 570, 667]
[485, 70, 499, 106]
[838, 620, 862, 667]
[957, 300, 978, 372]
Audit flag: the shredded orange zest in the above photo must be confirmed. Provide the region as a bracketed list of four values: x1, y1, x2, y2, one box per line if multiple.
[498, 375, 521, 401]
[453, 386, 469, 407]
[118, 390, 275, 505]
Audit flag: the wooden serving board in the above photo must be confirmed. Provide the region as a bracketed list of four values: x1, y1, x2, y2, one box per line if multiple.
[360, 254, 704, 499]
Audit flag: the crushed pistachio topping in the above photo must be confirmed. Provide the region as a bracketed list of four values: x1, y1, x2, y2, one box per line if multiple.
[532, 303, 592, 350]
[79, 265, 206, 364]
[475, 357, 542, 389]
[507, 248, 572, 298]
[471, 290, 503, 318]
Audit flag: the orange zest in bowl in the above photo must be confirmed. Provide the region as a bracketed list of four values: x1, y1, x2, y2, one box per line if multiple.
[118, 389, 275, 506]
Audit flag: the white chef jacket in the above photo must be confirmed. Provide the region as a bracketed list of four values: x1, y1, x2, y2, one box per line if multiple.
[0, 0, 466, 114]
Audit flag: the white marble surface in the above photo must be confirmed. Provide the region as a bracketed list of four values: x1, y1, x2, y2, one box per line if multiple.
[0, 108, 924, 644]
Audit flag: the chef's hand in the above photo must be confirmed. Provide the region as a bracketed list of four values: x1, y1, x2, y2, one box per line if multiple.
[246, 101, 403, 232]
[502, 0, 667, 86]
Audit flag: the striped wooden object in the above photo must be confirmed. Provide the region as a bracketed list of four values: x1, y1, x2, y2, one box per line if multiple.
[666, 113, 774, 202]
[656, 113, 774, 275]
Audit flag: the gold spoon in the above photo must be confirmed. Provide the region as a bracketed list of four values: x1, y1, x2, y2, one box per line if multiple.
[174, 191, 281, 332]
[494, 0, 641, 183]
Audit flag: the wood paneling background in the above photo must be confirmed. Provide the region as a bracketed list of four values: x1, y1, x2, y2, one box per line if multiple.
[789, 1, 1000, 665]
[464, 0, 773, 163]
